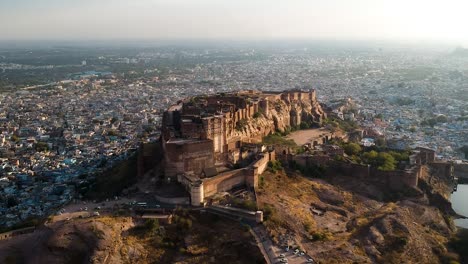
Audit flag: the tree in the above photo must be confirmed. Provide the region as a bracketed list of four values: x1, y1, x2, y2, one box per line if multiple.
[144, 219, 159, 233]
[344, 143, 362, 156]
[34, 141, 49, 152]
[300, 122, 310, 130]
[363, 150, 379, 165]
[377, 152, 397, 171]
[10, 134, 20, 143]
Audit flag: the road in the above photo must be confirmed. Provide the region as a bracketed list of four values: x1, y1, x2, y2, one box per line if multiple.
[55, 197, 314, 264]
[251, 225, 312, 264]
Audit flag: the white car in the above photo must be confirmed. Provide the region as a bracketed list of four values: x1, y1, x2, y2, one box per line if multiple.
[306, 258, 314, 263]
[280, 258, 288, 263]
[279, 254, 285, 258]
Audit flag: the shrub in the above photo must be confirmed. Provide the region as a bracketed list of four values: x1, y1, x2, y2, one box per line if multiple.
[311, 232, 328, 241]
[235, 119, 248, 131]
[144, 219, 159, 233]
[343, 143, 362, 156]
[267, 160, 283, 173]
[259, 176, 265, 188]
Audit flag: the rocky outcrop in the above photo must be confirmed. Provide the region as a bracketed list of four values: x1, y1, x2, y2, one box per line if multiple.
[233, 91, 326, 142]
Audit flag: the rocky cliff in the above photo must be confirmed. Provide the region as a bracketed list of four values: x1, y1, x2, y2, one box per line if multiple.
[233, 92, 326, 142]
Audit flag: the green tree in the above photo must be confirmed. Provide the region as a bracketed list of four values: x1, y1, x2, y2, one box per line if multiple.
[344, 143, 362, 156]
[377, 152, 397, 171]
[10, 134, 20, 142]
[34, 141, 49, 152]
[363, 150, 379, 165]
[144, 219, 159, 233]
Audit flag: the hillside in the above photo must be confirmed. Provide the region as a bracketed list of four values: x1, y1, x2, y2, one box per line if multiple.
[257, 167, 459, 263]
[0, 212, 264, 264]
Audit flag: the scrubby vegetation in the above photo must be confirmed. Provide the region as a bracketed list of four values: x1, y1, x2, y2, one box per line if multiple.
[263, 134, 297, 148]
[257, 162, 459, 263]
[235, 118, 249, 131]
[267, 160, 283, 173]
[231, 198, 258, 211]
[336, 141, 410, 171]
[323, 117, 359, 132]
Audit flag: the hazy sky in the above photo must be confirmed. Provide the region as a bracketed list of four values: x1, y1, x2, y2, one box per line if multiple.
[1, 0, 467, 45]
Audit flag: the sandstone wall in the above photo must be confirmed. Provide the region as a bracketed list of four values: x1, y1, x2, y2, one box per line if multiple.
[200, 151, 275, 200]
[324, 161, 419, 190]
[164, 139, 214, 177]
[202, 169, 246, 198]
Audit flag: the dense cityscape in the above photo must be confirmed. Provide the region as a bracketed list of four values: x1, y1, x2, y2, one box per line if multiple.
[0, 41, 466, 264]
[0, 45, 466, 228]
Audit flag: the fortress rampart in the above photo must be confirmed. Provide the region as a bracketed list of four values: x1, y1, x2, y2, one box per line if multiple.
[160, 89, 324, 205]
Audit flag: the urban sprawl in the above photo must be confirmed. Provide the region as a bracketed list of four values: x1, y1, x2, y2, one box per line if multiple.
[0, 47, 467, 227]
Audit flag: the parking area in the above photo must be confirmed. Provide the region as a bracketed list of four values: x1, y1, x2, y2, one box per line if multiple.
[50, 197, 135, 222]
[271, 245, 314, 264]
[272, 247, 315, 264]
[252, 226, 313, 264]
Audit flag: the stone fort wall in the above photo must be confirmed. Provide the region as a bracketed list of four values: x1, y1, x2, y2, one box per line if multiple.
[163, 139, 214, 178]
[328, 161, 420, 190]
[189, 151, 275, 206]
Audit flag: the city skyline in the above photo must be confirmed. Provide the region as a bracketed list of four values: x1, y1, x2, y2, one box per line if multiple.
[1, 0, 468, 46]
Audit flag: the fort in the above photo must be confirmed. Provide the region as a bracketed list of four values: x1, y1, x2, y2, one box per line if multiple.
[160, 90, 456, 206]
[161, 89, 326, 205]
